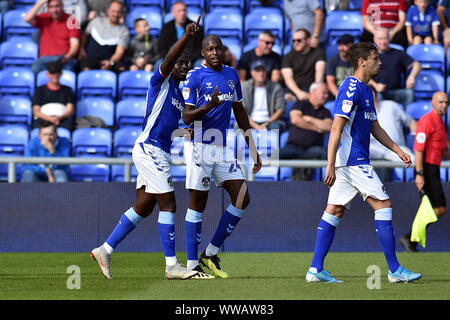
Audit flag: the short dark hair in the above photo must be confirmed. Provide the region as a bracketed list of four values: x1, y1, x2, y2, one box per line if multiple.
[47, 61, 62, 74]
[349, 42, 378, 70]
[39, 121, 56, 132]
[134, 18, 146, 27]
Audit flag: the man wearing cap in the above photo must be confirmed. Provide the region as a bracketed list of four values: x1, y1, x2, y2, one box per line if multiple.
[237, 30, 282, 83]
[325, 34, 354, 99]
[241, 59, 286, 131]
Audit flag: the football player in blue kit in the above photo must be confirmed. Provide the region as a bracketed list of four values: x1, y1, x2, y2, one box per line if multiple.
[91, 17, 212, 280]
[181, 34, 262, 278]
[306, 42, 422, 283]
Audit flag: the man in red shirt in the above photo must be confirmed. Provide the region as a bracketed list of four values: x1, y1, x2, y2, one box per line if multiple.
[360, 0, 409, 49]
[25, 0, 81, 74]
[400, 91, 450, 252]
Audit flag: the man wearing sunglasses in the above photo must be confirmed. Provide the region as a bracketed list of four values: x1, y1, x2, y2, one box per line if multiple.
[281, 28, 326, 102]
[237, 30, 282, 83]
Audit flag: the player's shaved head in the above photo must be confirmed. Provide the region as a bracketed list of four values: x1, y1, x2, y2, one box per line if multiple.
[431, 91, 449, 117]
[202, 34, 222, 49]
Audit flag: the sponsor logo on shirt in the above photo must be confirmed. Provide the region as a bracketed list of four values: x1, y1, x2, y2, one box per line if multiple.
[172, 97, 184, 111]
[204, 92, 233, 102]
[364, 112, 377, 121]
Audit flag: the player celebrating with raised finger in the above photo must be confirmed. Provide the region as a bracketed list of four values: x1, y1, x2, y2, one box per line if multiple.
[306, 42, 422, 283]
[90, 17, 212, 280]
[181, 34, 262, 278]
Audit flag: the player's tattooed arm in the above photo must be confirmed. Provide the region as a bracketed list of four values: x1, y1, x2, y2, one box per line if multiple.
[182, 86, 221, 124]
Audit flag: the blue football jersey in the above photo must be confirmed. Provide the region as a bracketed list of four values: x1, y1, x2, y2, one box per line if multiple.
[135, 67, 184, 153]
[334, 76, 377, 167]
[182, 64, 242, 145]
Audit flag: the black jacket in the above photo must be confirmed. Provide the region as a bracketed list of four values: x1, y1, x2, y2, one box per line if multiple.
[157, 18, 204, 65]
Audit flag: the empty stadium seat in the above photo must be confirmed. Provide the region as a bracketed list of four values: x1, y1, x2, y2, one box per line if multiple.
[0, 95, 32, 126]
[204, 8, 243, 41]
[414, 71, 444, 100]
[3, 10, 37, 41]
[324, 101, 335, 118]
[126, 7, 163, 39]
[36, 69, 76, 93]
[0, 124, 28, 181]
[236, 129, 279, 181]
[118, 70, 153, 99]
[114, 126, 141, 157]
[72, 128, 112, 157]
[76, 97, 115, 127]
[205, 0, 244, 13]
[407, 44, 445, 74]
[167, 0, 205, 12]
[77, 70, 117, 100]
[0, 39, 37, 68]
[115, 98, 146, 128]
[127, 0, 164, 10]
[325, 11, 363, 46]
[245, 0, 282, 13]
[244, 7, 284, 44]
[0, 68, 35, 97]
[405, 101, 432, 120]
[70, 164, 111, 182]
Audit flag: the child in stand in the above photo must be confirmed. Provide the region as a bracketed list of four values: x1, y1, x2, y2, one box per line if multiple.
[405, 0, 440, 45]
[126, 18, 159, 71]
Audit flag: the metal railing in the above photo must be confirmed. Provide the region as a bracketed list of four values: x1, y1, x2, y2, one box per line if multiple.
[1, 156, 448, 183]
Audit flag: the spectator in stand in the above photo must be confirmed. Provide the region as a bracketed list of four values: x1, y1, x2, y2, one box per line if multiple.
[281, 28, 326, 102]
[24, 0, 81, 74]
[21, 121, 71, 183]
[158, 1, 204, 67]
[283, 0, 324, 48]
[241, 60, 286, 131]
[437, 0, 450, 54]
[325, 34, 354, 99]
[360, 0, 409, 49]
[368, 85, 417, 180]
[78, 0, 129, 73]
[126, 18, 159, 72]
[406, 0, 440, 45]
[32, 61, 75, 131]
[279, 82, 332, 180]
[237, 30, 282, 83]
[223, 46, 237, 69]
[87, 0, 115, 21]
[369, 28, 422, 108]
[37, 0, 88, 27]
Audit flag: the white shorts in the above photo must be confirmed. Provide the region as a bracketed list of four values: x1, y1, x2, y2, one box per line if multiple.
[327, 165, 389, 209]
[132, 143, 174, 194]
[184, 141, 245, 191]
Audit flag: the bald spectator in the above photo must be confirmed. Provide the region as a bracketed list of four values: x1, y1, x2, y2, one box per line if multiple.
[158, 1, 204, 66]
[78, 0, 129, 72]
[24, 0, 81, 74]
[279, 82, 332, 166]
[281, 28, 326, 102]
[369, 28, 421, 108]
[237, 30, 282, 83]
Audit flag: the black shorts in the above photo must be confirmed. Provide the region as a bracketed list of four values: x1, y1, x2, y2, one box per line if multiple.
[420, 163, 447, 208]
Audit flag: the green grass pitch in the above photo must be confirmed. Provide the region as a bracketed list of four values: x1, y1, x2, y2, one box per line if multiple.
[0, 252, 449, 300]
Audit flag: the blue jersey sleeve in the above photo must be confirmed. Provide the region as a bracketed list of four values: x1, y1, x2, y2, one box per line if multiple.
[232, 69, 243, 102]
[334, 77, 358, 119]
[182, 68, 199, 106]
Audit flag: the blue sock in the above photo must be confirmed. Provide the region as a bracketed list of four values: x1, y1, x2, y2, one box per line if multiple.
[105, 207, 144, 250]
[374, 208, 400, 273]
[185, 208, 202, 261]
[157, 211, 176, 258]
[210, 204, 244, 248]
[310, 212, 340, 273]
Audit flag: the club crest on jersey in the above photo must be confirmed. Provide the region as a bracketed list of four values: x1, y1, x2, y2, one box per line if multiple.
[228, 80, 235, 90]
[342, 100, 353, 113]
[182, 87, 190, 100]
[201, 176, 210, 187]
[167, 176, 174, 188]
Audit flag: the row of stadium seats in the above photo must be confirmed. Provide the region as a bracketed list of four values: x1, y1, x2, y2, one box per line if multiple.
[1, 122, 449, 182]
